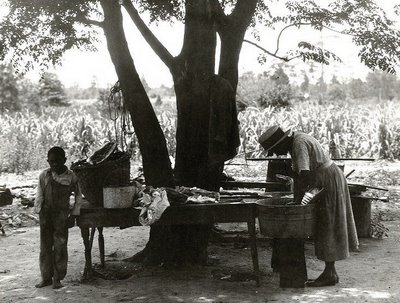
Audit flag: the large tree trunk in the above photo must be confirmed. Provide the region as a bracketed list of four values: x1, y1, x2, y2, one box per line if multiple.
[100, 0, 173, 188]
[110, 0, 217, 266]
[217, 0, 257, 91]
[129, 0, 218, 266]
[161, 0, 218, 266]
[100, 1, 177, 266]
[218, 27, 244, 91]
[142, 0, 218, 266]
[117, 0, 255, 266]
[173, 0, 218, 190]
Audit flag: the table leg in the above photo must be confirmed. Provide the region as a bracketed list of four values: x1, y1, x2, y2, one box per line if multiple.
[247, 218, 260, 286]
[89, 227, 96, 250]
[98, 227, 105, 268]
[80, 227, 93, 281]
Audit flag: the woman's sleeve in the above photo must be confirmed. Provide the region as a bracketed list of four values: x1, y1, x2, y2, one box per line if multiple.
[292, 142, 310, 174]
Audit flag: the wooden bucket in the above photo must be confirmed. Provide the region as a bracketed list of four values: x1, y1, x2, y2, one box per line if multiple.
[256, 198, 317, 238]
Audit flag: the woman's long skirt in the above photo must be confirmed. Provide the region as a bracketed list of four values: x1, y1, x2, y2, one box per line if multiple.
[314, 163, 359, 261]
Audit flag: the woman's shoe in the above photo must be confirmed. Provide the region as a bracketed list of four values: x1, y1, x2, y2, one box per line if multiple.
[306, 275, 339, 287]
[35, 279, 52, 288]
[52, 279, 64, 289]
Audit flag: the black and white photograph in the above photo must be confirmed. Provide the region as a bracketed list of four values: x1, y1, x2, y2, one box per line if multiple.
[0, 0, 400, 302]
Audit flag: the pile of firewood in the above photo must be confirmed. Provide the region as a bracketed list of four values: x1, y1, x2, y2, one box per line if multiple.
[370, 212, 389, 239]
[0, 212, 39, 227]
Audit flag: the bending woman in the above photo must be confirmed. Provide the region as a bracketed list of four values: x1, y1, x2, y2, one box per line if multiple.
[258, 126, 359, 287]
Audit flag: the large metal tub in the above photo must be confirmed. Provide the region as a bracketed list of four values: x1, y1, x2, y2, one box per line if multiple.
[256, 198, 317, 238]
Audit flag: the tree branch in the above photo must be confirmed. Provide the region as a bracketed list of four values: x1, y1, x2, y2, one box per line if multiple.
[275, 23, 311, 55]
[209, 0, 229, 30]
[229, 0, 257, 28]
[122, 0, 175, 71]
[243, 39, 290, 62]
[210, 0, 227, 22]
[287, 54, 303, 62]
[323, 25, 355, 37]
[245, 38, 337, 63]
[275, 22, 355, 54]
[75, 14, 104, 28]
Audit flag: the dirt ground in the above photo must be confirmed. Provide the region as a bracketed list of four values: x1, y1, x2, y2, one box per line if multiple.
[1, 160, 400, 302]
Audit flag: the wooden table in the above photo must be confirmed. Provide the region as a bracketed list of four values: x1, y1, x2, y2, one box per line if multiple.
[76, 201, 260, 285]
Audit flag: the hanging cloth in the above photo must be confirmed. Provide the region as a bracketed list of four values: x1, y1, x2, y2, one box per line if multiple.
[208, 75, 240, 165]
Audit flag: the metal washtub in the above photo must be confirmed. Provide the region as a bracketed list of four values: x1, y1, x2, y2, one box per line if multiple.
[256, 198, 317, 238]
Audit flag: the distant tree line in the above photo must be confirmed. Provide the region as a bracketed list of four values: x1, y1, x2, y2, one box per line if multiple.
[65, 76, 100, 101]
[237, 65, 400, 109]
[0, 64, 69, 112]
[0, 64, 177, 113]
[2, 62, 399, 113]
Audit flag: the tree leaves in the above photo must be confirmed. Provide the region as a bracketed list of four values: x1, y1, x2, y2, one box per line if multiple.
[252, 0, 400, 73]
[395, 4, 400, 16]
[0, 0, 100, 73]
[133, 0, 184, 23]
[322, 0, 400, 73]
[1, 0, 399, 75]
[289, 41, 342, 65]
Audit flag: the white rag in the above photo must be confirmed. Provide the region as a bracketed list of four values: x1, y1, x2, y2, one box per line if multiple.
[139, 189, 170, 226]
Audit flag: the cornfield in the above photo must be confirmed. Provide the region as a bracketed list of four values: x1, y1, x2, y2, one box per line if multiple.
[0, 100, 400, 174]
[239, 101, 400, 160]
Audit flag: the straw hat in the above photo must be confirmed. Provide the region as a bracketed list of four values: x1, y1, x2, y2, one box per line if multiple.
[258, 126, 291, 152]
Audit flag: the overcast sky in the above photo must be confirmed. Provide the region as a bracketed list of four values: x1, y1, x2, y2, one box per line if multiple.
[26, 1, 400, 88]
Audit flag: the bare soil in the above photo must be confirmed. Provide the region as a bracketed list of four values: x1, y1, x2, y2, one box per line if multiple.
[1, 161, 400, 302]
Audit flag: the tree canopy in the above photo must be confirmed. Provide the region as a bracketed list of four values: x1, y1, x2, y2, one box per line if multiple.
[1, 0, 400, 75]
